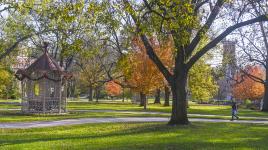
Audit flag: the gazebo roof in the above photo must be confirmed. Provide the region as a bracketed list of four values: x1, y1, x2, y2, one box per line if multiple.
[15, 49, 72, 81]
[26, 51, 63, 73]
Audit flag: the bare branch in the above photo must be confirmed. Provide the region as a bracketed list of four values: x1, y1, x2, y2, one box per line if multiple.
[123, 0, 173, 83]
[187, 15, 268, 69]
[186, 0, 224, 58]
[0, 29, 52, 61]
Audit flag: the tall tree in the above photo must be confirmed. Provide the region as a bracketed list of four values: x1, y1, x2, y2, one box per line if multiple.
[121, 0, 268, 124]
[235, 1, 268, 111]
[0, 1, 94, 65]
[76, 48, 111, 101]
[123, 38, 163, 109]
[189, 58, 218, 103]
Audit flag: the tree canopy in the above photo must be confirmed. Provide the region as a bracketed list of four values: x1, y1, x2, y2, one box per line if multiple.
[0, 0, 268, 125]
[189, 59, 218, 103]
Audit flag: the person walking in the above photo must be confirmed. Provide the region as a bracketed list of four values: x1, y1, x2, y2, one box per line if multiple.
[231, 102, 239, 121]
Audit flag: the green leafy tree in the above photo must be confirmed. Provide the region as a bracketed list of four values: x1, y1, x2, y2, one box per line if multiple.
[0, 1, 98, 68]
[120, 0, 268, 125]
[189, 59, 218, 103]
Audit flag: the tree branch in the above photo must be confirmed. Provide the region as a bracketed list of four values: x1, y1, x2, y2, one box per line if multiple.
[194, 0, 209, 14]
[186, 0, 224, 58]
[239, 67, 265, 84]
[123, 0, 173, 84]
[0, 30, 53, 61]
[187, 15, 268, 69]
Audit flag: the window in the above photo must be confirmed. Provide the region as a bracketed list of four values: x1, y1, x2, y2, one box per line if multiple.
[34, 82, 40, 96]
[50, 87, 55, 97]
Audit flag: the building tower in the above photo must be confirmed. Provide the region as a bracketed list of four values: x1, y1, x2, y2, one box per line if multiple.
[218, 40, 237, 100]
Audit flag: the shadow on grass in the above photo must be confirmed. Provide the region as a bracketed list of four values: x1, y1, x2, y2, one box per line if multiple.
[0, 122, 268, 149]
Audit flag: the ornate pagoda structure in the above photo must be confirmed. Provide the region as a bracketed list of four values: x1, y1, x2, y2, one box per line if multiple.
[15, 44, 72, 113]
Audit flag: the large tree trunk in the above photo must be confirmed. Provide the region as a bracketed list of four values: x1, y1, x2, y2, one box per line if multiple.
[139, 92, 144, 106]
[262, 83, 268, 111]
[66, 81, 74, 98]
[140, 92, 147, 109]
[88, 86, 93, 101]
[95, 87, 100, 103]
[169, 73, 189, 125]
[164, 86, 170, 106]
[259, 20, 268, 111]
[154, 89, 161, 104]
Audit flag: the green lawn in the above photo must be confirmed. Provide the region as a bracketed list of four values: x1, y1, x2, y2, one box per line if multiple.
[0, 99, 267, 122]
[0, 100, 268, 149]
[68, 101, 268, 117]
[0, 110, 170, 122]
[0, 122, 267, 150]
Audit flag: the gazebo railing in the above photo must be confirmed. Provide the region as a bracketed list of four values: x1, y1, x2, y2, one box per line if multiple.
[22, 97, 66, 113]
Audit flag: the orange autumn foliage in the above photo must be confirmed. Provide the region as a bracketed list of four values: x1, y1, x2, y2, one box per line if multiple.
[105, 81, 122, 96]
[125, 36, 174, 95]
[232, 66, 265, 100]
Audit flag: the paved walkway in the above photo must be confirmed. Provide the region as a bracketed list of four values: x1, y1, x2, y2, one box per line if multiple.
[1, 117, 268, 129]
[1, 109, 268, 129]
[2, 108, 268, 120]
[0, 108, 20, 111]
[72, 109, 268, 120]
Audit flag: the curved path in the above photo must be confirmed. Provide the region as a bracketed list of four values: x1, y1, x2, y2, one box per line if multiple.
[1, 117, 268, 129]
[73, 109, 268, 120]
[2, 108, 268, 120]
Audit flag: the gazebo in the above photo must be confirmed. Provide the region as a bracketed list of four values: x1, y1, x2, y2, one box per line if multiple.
[15, 45, 72, 113]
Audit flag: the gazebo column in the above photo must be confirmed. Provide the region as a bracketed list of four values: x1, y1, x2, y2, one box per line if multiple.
[21, 81, 24, 112]
[27, 80, 30, 112]
[59, 75, 63, 113]
[62, 82, 67, 113]
[59, 95, 61, 113]
[64, 84, 67, 113]
[43, 81, 46, 113]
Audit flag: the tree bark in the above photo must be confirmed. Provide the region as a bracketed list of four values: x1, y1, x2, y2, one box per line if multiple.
[154, 89, 161, 104]
[262, 83, 268, 111]
[122, 87, 125, 102]
[140, 92, 144, 106]
[95, 87, 100, 103]
[140, 92, 147, 109]
[88, 86, 93, 101]
[164, 86, 170, 106]
[260, 20, 268, 112]
[169, 73, 189, 125]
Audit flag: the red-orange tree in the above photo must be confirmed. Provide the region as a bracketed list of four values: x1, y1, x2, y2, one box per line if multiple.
[121, 37, 173, 109]
[105, 81, 122, 97]
[233, 66, 265, 100]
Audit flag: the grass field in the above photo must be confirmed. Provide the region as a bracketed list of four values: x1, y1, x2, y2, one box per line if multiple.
[0, 110, 171, 122]
[0, 122, 267, 150]
[0, 99, 267, 123]
[0, 99, 268, 149]
[68, 100, 268, 117]
[68, 102, 268, 117]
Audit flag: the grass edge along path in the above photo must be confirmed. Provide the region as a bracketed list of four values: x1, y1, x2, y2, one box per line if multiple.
[0, 109, 268, 123]
[1, 117, 268, 129]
